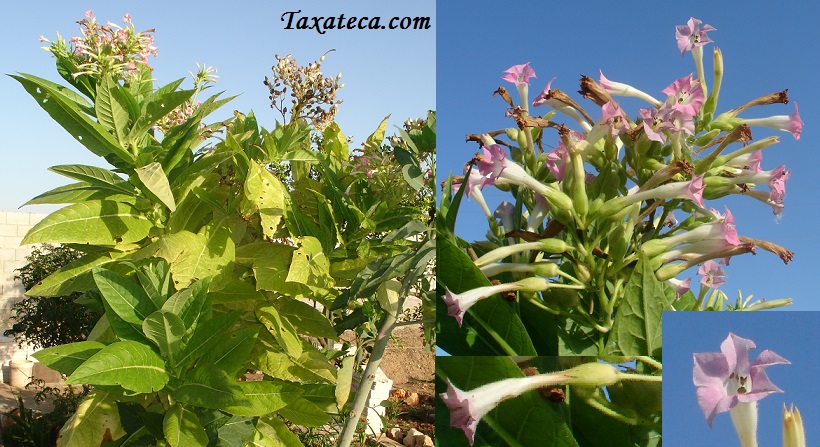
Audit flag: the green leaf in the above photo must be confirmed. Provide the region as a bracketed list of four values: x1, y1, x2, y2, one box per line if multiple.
[33, 341, 106, 376]
[67, 341, 169, 393]
[285, 236, 333, 294]
[364, 115, 389, 150]
[604, 257, 671, 357]
[252, 333, 336, 383]
[49, 165, 135, 195]
[173, 369, 250, 410]
[247, 416, 304, 447]
[257, 305, 303, 358]
[11, 73, 135, 166]
[163, 403, 208, 447]
[161, 277, 212, 331]
[200, 325, 261, 377]
[201, 413, 255, 447]
[94, 268, 158, 328]
[277, 299, 337, 339]
[135, 162, 176, 211]
[23, 182, 137, 206]
[176, 311, 241, 369]
[376, 279, 401, 315]
[57, 392, 126, 447]
[570, 391, 633, 447]
[223, 380, 302, 416]
[437, 357, 578, 447]
[142, 310, 186, 367]
[322, 122, 349, 168]
[96, 75, 131, 145]
[557, 319, 600, 356]
[243, 160, 288, 238]
[22, 201, 151, 245]
[436, 235, 536, 356]
[26, 252, 122, 297]
[278, 396, 330, 427]
[335, 356, 355, 409]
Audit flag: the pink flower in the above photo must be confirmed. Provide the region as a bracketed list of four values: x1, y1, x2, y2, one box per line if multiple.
[693, 333, 789, 427]
[532, 77, 557, 107]
[638, 107, 672, 143]
[601, 101, 632, 137]
[440, 379, 481, 444]
[730, 165, 791, 209]
[662, 74, 705, 117]
[475, 145, 510, 187]
[366, 169, 374, 178]
[123, 13, 132, 23]
[742, 102, 803, 140]
[85, 10, 95, 19]
[676, 17, 716, 55]
[726, 150, 763, 173]
[441, 284, 522, 327]
[502, 62, 536, 86]
[665, 277, 691, 299]
[698, 260, 726, 288]
[599, 71, 662, 106]
[545, 141, 570, 180]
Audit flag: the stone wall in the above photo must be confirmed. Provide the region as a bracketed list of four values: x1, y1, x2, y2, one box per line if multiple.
[0, 212, 48, 380]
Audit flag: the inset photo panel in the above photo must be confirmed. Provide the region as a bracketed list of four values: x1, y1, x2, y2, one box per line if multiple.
[664, 311, 817, 447]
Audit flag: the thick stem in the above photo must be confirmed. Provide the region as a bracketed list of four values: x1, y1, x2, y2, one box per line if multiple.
[336, 307, 399, 447]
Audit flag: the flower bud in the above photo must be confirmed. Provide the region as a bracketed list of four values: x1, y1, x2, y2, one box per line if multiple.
[564, 362, 619, 387]
[782, 404, 805, 447]
[505, 128, 519, 141]
[515, 277, 551, 292]
[538, 238, 570, 254]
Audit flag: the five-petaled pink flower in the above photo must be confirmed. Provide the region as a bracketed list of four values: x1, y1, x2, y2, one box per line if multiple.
[693, 333, 789, 427]
[601, 101, 633, 137]
[662, 74, 705, 117]
[638, 107, 673, 143]
[532, 77, 557, 107]
[676, 17, 716, 55]
[475, 144, 509, 188]
[698, 260, 727, 288]
[743, 102, 803, 140]
[502, 62, 536, 86]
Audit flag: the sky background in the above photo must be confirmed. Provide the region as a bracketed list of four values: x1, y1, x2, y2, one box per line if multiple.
[437, 1, 820, 311]
[1, 0, 435, 213]
[664, 311, 819, 447]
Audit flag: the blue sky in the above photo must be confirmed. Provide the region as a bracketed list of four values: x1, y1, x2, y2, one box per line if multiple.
[1, 1, 434, 213]
[664, 311, 819, 446]
[437, 1, 819, 310]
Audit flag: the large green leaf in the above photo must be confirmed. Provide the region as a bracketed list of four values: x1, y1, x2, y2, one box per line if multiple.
[11, 73, 135, 166]
[173, 369, 250, 410]
[48, 165, 135, 195]
[436, 235, 536, 356]
[603, 257, 671, 357]
[22, 201, 152, 245]
[201, 413, 256, 447]
[436, 357, 578, 447]
[277, 299, 337, 339]
[135, 162, 176, 211]
[161, 277, 212, 331]
[163, 403, 208, 447]
[23, 182, 137, 206]
[285, 236, 333, 294]
[67, 341, 169, 393]
[246, 416, 304, 447]
[33, 341, 106, 376]
[26, 252, 122, 297]
[142, 310, 186, 367]
[96, 75, 131, 145]
[57, 392, 125, 447]
[252, 333, 336, 383]
[243, 160, 288, 238]
[176, 311, 241, 369]
[335, 356, 355, 409]
[223, 380, 302, 416]
[256, 305, 303, 358]
[200, 325, 261, 377]
[94, 268, 158, 328]
[278, 397, 330, 427]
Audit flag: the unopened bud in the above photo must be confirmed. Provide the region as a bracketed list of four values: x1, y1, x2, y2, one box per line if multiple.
[564, 362, 619, 387]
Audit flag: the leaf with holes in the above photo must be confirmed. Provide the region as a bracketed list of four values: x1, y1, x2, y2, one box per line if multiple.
[242, 160, 288, 238]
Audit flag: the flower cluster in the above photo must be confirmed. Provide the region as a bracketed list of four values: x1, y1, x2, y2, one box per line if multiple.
[153, 63, 219, 133]
[264, 51, 343, 129]
[442, 17, 800, 331]
[40, 11, 157, 81]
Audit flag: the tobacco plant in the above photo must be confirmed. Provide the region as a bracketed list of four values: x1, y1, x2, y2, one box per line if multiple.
[13, 12, 434, 447]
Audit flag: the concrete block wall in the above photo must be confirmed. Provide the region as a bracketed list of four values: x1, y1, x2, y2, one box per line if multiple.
[0, 211, 48, 374]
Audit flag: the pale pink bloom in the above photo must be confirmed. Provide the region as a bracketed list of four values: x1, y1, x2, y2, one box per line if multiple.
[698, 260, 726, 288]
[726, 150, 763, 173]
[545, 142, 570, 180]
[693, 333, 789, 427]
[501, 62, 536, 86]
[599, 71, 662, 106]
[662, 74, 705, 117]
[665, 277, 691, 299]
[494, 201, 515, 233]
[731, 165, 791, 207]
[366, 169, 374, 178]
[532, 77, 557, 107]
[475, 145, 510, 187]
[441, 284, 522, 327]
[638, 107, 672, 143]
[85, 10, 95, 19]
[123, 13, 132, 23]
[676, 17, 716, 55]
[743, 102, 803, 140]
[601, 100, 632, 137]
